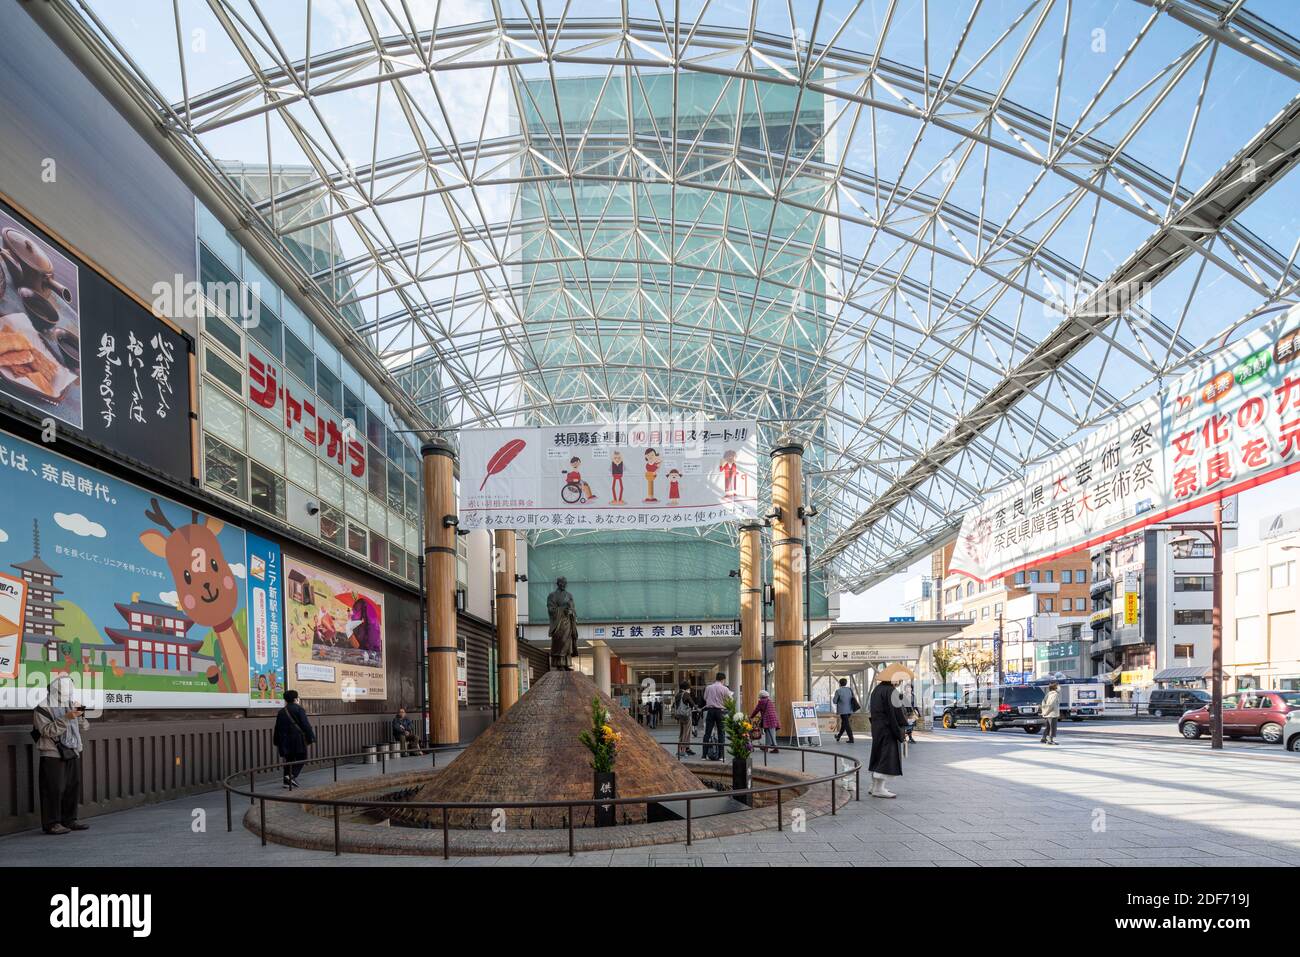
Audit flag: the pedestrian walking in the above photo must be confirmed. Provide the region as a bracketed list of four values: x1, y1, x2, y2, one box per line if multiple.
[1040, 682, 1061, 745]
[868, 664, 912, 798]
[749, 689, 781, 753]
[273, 689, 316, 789]
[831, 677, 858, 743]
[702, 672, 732, 761]
[33, 676, 90, 835]
[672, 681, 696, 757]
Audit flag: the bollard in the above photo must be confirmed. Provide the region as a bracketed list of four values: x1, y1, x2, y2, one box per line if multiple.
[365, 745, 377, 765]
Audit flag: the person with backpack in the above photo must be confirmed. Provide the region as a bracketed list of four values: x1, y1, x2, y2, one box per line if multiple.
[273, 689, 316, 789]
[32, 676, 90, 835]
[749, 689, 781, 753]
[671, 681, 696, 758]
[832, 677, 859, 744]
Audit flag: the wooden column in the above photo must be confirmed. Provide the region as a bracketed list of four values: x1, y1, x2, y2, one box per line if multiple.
[770, 438, 805, 744]
[739, 521, 764, 716]
[494, 529, 520, 714]
[422, 439, 459, 745]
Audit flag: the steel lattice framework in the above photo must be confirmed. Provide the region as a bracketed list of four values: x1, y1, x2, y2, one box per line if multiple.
[44, 0, 1300, 592]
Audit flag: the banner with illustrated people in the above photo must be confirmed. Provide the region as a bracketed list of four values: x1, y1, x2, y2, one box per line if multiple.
[459, 421, 759, 529]
[283, 557, 386, 700]
[0, 429, 251, 709]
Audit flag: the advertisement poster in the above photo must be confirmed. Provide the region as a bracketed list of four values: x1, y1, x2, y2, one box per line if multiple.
[459, 421, 758, 530]
[284, 556, 386, 700]
[0, 429, 250, 709]
[0, 571, 25, 680]
[950, 305, 1300, 581]
[245, 533, 285, 707]
[0, 198, 192, 482]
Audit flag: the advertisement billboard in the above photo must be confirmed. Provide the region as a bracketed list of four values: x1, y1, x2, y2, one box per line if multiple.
[951, 305, 1300, 581]
[0, 429, 251, 708]
[245, 533, 285, 707]
[0, 198, 192, 482]
[459, 421, 759, 530]
[284, 556, 386, 700]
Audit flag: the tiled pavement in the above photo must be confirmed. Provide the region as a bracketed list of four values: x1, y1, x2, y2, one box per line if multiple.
[4, 724, 1299, 866]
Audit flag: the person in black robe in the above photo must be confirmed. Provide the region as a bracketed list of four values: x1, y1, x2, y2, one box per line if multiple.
[868, 666, 911, 798]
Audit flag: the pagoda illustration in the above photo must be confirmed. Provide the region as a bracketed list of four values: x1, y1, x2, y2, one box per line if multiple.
[11, 520, 64, 662]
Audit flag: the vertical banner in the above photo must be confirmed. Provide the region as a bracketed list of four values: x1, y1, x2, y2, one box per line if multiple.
[0, 572, 26, 680]
[284, 556, 386, 700]
[245, 533, 285, 707]
[459, 421, 759, 530]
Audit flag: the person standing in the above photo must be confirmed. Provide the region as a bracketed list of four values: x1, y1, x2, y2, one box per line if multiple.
[274, 689, 316, 789]
[702, 672, 732, 761]
[1040, 682, 1061, 745]
[33, 676, 90, 835]
[832, 677, 858, 744]
[750, 689, 781, 753]
[867, 665, 910, 798]
[672, 681, 696, 757]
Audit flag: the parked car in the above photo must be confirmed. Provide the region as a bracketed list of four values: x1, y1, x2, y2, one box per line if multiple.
[1179, 690, 1300, 744]
[1285, 711, 1300, 752]
[1149, 688, 1211, 717]
[941, 685, 1045, 734]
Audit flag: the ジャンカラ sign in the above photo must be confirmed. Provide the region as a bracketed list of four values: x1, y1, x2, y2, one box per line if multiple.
[459, 421, 758, 530]
[950, 305, 1300, 581]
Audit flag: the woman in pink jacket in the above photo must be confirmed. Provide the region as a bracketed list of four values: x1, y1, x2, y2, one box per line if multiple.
[750, 689, 781, 753]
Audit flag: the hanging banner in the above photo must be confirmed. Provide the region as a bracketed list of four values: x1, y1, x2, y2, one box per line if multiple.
[459, 421, 759, 530]
[245, 533, 285, 707]
[0, 198, 193, 483]
[950, 306, 1300, 581]
[0, 428, 251, 709]
[284, 556, 386, 701]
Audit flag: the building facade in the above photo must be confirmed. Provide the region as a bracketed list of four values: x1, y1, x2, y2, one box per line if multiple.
[1224, 508, 1300, 691]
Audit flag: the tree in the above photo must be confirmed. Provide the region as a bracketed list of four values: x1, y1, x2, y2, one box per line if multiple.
[960, 644, 995, 696]
[931, 643, 960, 697]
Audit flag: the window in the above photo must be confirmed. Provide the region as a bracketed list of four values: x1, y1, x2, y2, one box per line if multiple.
[1270, 562, 1295, 589]
[1045, 570, 1054, 583]
[966, 582, 974, 597]
[283, 328, 315, 389]
[1175, 575, 1212, 592]
[204, 436, 247, 501]
[369, 534, 388, 568]
[1235, 568, 1259, 596]
[316, 361, 342, 412]
[1029, 570, 1041, 583]
[320, 503, 345, 547]
[1174, 609, 1212, 625]
[388, 547, 405, 580]
[347, 521, 368, 556]
[205, 346, 242, 393]
[1174, 643, 1195, 660]
[1077, 569, 1088, 583]
[1061, 570, 1073, 584]
[1015, 572, 1025, 585]
[250, 462, 285, 519]
[981, 607, 989, 619]
[1040, 598, 1054, 612]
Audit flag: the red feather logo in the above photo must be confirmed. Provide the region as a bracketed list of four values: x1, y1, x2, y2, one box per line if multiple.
[480, 438, 527, 490]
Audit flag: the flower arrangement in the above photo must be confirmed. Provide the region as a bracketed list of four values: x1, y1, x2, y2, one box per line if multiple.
[578, 696, 621, 773]
[723, 695, 754, 760]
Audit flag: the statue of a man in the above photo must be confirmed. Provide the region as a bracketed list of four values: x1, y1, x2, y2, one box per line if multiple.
[546, 576, 578, 670]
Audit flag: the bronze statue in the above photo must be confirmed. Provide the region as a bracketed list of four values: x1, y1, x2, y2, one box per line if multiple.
[547, 576, 578, 670]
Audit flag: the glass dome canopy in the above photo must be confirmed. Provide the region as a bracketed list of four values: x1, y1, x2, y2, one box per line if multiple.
[51, 0, 1300, 591]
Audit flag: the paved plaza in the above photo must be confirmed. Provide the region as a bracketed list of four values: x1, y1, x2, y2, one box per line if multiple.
[4, 723, 1297, 867]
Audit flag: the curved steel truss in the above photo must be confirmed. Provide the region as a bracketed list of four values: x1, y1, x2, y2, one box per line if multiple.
[48, 0, 1300, 590]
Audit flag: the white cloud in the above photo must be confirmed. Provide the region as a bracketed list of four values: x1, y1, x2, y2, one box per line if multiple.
[228, 563, 246, 579]
[0, 527, 7, 543]
[159, 591, 179, 608]
[54, 512, 107, 539]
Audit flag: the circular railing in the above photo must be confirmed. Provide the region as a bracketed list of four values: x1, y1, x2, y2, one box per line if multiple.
[222, 742, 863, 858]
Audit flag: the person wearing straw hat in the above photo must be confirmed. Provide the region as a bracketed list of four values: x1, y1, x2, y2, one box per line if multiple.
[867, 663, 913, 798]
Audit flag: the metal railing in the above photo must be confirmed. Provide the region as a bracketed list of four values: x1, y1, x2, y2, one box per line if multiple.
[222, 742, 862, 859]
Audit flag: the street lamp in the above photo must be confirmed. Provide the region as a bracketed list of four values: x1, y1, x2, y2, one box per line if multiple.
[1166, 499, 1225, 750]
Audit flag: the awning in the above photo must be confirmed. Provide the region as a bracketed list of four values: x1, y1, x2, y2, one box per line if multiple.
[1153, 666, 1211, 682]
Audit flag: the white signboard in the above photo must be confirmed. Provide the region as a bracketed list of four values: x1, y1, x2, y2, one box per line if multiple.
[820, 647, 915, 662]
[459, 421, 758, 530]
[951, 306, 1300, 581]
[593, 622, 738, 639]
[790, 700, 821, 743]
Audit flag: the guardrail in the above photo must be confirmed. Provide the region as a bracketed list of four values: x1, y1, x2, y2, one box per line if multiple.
[222, 742, 863, 859]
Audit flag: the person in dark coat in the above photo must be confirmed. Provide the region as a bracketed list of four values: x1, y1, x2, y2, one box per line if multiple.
[273, 689, 316, 789]
[867, 664, 912, 798]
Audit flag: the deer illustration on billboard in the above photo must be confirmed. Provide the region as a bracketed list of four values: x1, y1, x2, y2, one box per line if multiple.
[139, 498, 248, 693]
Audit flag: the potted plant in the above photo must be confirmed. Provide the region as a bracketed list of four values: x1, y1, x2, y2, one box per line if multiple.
[722, 696, 755, 805]
[578, 696, 620, 827]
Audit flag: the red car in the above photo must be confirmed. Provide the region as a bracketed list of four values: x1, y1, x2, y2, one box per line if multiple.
[1179, 690, 1300, 744]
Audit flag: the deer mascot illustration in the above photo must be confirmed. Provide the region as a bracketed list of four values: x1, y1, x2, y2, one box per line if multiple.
[140, 498, 248, 693]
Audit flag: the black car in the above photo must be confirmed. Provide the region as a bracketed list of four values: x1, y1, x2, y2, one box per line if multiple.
[1148, 688, 1210, 717]
[941, 685, 1046, 734]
